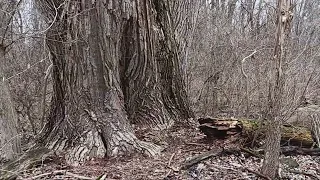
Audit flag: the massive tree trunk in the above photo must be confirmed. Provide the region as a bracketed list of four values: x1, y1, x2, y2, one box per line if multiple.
[0, 0, 21, 162]
[36, 0, 193, 164]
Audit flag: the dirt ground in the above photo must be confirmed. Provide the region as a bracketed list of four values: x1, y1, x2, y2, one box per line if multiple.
[15, 123, 320, 180]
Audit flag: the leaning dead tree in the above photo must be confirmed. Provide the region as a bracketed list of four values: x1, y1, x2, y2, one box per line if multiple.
[0, 0, 21, 162]
[262, 0, 293, 178]
[32, 0, 193, 164]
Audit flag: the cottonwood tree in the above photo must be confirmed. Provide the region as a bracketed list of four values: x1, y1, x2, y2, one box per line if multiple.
[35, 0, 193, 164]
[0, 0, 21, 162]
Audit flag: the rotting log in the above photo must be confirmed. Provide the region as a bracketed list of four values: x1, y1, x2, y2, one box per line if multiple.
[198, 117, 315, 148]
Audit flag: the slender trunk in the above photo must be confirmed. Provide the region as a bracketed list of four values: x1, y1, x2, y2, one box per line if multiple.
[262, 0, 293, 178]
[0, 46, 21, 162]
[227, 0, 237, 24]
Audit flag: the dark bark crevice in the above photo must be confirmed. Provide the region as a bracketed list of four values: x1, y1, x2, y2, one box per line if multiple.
[118, 0, 193, 129]
[153, 0, 194, 120]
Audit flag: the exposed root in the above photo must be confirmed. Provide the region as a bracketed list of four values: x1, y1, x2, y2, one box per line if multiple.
[137, 140, 163, 156]
[0, 147, 52, 180]
[64, 130, 106, 166]
[46, 129, 163, 166]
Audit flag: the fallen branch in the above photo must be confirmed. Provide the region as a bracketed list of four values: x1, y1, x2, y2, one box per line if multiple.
[185, 142, 207, 147]
[66, 172, 94, 180]
[239, 146, 320, 157]
[181, 148, 223, 169]
[209, 164, 242, 173]
[26, 170, 94, 180]
[168, 153, 175, 167]
[245, 168, 272, 180]
[240, 147, 263, 158]
[164, 152, 176, 178]
[26, 170, 64, 180]
[281, 146, 320, 156]
[289, 170, 320, 180]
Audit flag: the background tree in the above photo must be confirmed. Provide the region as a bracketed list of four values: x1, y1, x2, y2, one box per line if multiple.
[187, 0, 318, 177]
[0, 0, 21, 162]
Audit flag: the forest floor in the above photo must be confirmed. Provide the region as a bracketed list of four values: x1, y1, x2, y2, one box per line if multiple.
[16, 122, 320, 180]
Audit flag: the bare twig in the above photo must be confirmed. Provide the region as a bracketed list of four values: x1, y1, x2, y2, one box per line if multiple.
[241, 50, 258, 79]
[168, 152, 175, 167]
[241, 50, 258, 117]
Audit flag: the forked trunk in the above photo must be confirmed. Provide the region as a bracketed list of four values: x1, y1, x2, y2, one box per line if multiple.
[36, 0, 192, 164]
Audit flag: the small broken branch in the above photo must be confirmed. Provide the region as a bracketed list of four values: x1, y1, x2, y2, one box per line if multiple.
[245, 168, 272, 180]
[168, 153, 175, 167]
[241, 50, 258, 79]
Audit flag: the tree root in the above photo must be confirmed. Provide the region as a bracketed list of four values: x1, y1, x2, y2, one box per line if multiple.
[0, 147, 52, 180]
[0, 132, 163, 179]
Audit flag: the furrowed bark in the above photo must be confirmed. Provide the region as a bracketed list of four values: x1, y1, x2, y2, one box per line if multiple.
[0, 0, 21, 163]
[262, 0, 293, 178]
[121, 0, 194, 129]
[34, 0, 195, 164]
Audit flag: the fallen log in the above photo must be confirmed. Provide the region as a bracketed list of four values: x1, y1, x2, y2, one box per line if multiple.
[198, 117, 315, 148]
[281, 146, 320, 156]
